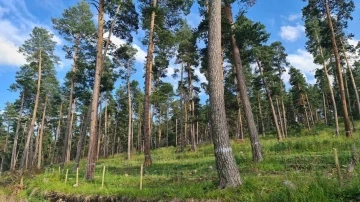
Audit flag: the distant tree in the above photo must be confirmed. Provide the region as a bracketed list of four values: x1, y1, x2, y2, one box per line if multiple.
[18, 27, 59, 170]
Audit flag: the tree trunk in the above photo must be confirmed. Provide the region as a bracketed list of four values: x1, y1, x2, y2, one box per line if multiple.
[128, 68, 132, 159]
[257, 93, 265, 137]
[304, 100, 311, 131]
[280, 86, 288, 137]
[325, 0, 352, 137]
[20, 49, 42, 170]
[85, 0, 104, 180]
[208, 0, 242, 188]
[10, 92, 25, 170]
[188, 66, 196, 151]
[74, 106, 91, 170]
[305, 94, 315, 126]
[175, 119, 178, 146]
[97, 99, 103, 160]
[37, 95, 48, 169]
[316, 33, 339, 135]
[323, 92, 328, 125]
[166, 107, 169, 147]
[184, 102, 188, 148]
[256, 59, 282, 142]
[224, 2, 263, 162]
[112, 120, 118, 156]
[66, 100, 75, 162]
[340, 38, 360, 117]
[143, 0, 157, 166]
[0, 120, 10, 174]
[196, 121, 199, 144]
[104, 96, 108, 158]
[180, 64, 185, 152]
[51, 103, 63, 165]
[275, 97, 285, 138]
[62, 37, 80, 167]
[344, 69, 356, 130]
[236, 93, 244, 140]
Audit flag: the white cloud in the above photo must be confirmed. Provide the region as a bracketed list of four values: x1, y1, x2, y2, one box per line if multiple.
[107, 33, 147, 64]
[279, 24, 305, 42]
[194, 68, 207, 84]
[0, 37, 26, 66]
[287, 49, 321, 85]
[287, 13, 301, 21]
[0, 1, 63, 68]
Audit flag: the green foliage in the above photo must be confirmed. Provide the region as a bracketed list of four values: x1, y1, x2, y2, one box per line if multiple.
[4, 124, 360, 201]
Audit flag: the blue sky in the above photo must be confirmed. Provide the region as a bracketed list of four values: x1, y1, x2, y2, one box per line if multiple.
[0, 0, 359, 110]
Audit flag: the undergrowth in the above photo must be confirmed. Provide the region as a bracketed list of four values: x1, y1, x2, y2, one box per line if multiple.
[2, 122, 360, 201]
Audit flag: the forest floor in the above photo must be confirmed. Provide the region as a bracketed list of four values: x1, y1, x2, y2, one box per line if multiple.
[2, 123, 360, 201]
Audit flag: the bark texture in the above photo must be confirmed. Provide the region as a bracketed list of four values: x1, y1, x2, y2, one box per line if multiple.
[325, 0, 352, 136]
[208, 0, 242, 188]
[224, 2, 263, 162]
[85, 0, 104, 180]
[143, 0, 157, 166]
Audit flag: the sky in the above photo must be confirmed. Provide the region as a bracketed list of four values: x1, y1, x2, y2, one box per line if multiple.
[0, 0, 360, 111]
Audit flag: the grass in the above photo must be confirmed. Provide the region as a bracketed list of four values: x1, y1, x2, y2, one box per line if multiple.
[2, 122, 360, 201]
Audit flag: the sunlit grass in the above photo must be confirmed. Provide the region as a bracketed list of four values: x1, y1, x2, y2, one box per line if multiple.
[4, 121, 360, 201]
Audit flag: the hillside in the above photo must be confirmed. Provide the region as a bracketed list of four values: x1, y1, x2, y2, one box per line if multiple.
[1, 124, 360, 201]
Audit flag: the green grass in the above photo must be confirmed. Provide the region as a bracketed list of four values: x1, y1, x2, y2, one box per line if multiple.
[3, 122, 360, 201]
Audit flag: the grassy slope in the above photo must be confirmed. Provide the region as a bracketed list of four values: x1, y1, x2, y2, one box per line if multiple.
[4, 123, 360, 201]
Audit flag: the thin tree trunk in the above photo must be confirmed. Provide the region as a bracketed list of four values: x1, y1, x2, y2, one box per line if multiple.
[166, 107, 169, 147]
[0, 120, 10, 174]
[66, 100, 75, 162]
[316, 33, 339, 135]
[184, 102, 188, 148]
[208, 0, 242, 188]
[256, 59, 282, 142]
[112, 120, 118, 157]
[196, 121, 199, 145]
[20, 49, 42, 170]
[97, 99, 103, 160]
[236, 93, 244, 140]
[224, 2, 263, 162]
[85, 0, 104, 180]
[37, 95, 48, 169]
[305, 94, 315, 126]
[143, 0, 157, 166]
[73, 106, 91, 170]
[325, 0, 352, 137]
[304, 101, 311, 131]
[188, 66, 196, 151]
[340, 38, 360, 117]
[280, 88, 288, 137]
[10, 92, 25, 170]
[344, 69, 356, 130]
[175, 119, 178, 146]
[323, 93, 328, 125]
[257, 93, 265, 137]
[275, 97, 285, 138]
[51, 103, 63, 165]
[104, 96, 108, 158]
[180, 64, 185, 152]
[62, 37, 80, 167]
[127, 67, 132, 159]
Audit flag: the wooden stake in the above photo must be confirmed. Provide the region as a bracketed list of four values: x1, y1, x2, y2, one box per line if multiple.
[140, 164, 143, 190]
[333, 148, 343, 187]
[65, 169, 68, 183]
[101, 165, 106, 189]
